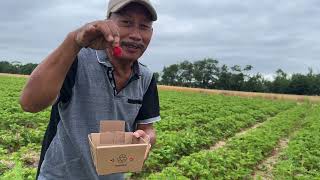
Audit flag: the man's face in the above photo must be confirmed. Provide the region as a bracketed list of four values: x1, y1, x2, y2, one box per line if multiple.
[109, 3, 154, 62]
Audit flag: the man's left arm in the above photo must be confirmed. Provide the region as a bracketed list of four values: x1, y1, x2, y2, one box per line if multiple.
[133, 74, 160, 146]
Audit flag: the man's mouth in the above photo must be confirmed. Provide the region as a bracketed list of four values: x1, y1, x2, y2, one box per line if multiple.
[127, 44, 139, 49]
[121, 41, 144, 51]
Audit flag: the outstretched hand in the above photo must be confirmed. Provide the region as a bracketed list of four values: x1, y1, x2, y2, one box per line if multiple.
[74, 20, 120, 50]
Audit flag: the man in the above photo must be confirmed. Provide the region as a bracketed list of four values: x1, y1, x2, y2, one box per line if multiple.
[19, 0, 160, 179]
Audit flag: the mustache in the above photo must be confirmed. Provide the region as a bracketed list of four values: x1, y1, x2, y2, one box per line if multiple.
[120, 41, 145, 50]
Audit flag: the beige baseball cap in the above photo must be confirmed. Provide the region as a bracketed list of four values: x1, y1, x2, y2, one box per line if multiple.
[107, 0, 157, 21]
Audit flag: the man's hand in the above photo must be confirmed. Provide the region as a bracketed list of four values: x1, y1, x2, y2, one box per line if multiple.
[133, 129, 152, 160]
[74, 20, 120, 50]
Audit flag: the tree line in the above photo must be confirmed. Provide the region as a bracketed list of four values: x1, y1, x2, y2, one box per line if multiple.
[1, 59, 319, 96]
[155, 58, 320, 96]
[0, 61, 37, 75]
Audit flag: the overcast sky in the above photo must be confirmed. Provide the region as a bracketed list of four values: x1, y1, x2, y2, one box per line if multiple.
[1, 0, 319, 76]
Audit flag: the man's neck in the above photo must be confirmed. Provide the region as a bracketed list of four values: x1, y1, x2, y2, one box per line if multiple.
[106, 49, 139, 92]
[106, 49, 135, 76]
[110, 58, 133, 77]
[109, 58, 136, 92]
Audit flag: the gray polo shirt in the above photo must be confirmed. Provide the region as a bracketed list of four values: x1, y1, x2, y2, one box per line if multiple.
[38, 48, 160, 180]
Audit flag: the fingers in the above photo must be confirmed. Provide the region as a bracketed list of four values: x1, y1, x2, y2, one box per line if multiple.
[94, 20, 120, 47]
[75, 20, 120, 49]
[133, 130, 145, 138]
[75, 22, 99, 48]
[107, 21, 120, 47]
[133, 130, 151, 143]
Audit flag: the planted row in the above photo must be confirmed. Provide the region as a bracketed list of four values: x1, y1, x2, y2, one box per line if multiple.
[137, 93, 295, 177]
[149, 104, 309, 179]
[272, 104, 320, 179]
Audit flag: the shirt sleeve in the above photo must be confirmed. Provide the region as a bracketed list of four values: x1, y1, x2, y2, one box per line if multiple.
[135, 74, 161, 124]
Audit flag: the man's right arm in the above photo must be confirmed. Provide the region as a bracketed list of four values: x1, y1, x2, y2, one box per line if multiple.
[20, 32, 81, 113]
[20, 20, 120, 113]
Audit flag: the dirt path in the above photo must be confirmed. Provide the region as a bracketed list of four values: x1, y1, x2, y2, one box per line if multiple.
[0, 73, 29, 78]
[207, 113, 302, 179]
[159, 85, 320, 103]
[252, 122, 303, 179]
[2, 74, 320, 103]
[252, 138, 289, 180]
[210, 121, 265, 150]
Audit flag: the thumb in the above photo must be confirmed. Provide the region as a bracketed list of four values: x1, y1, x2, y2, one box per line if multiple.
[133, 130, 144, 138]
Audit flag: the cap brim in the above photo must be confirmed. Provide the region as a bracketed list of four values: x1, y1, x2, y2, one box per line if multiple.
[109, 0, 157, 21]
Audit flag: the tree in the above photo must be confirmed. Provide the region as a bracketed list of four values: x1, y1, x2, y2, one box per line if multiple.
[0, 61, 37, 75]
[271, 69, 290, 93]
[193, 58, 219, 88]
[288, 73, 309, 95]
[216, 64, 232, 90]
[156, 58, 320, 96]
[153, 72, 160, 83]
[161, 64, 180, 86]
[0, 61, 17, 73]
[227, 65, 252, 91]
[19, 63, 37, 74]
[179, 60, 194, 87]
[244, 73, 267, 92]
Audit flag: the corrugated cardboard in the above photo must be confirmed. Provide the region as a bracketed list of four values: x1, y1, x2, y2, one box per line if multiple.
[88, 120, 148, 175]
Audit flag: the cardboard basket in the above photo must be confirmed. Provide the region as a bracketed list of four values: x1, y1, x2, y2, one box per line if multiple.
[88, 120, 148, 175]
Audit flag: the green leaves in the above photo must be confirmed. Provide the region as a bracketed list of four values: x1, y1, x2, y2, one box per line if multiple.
[0, 76, 49, 178]
[273, 105, 320, 178]
[151, 105, 310, 179]
[2, 75, 314, 179]
[134, 90, 295, 178]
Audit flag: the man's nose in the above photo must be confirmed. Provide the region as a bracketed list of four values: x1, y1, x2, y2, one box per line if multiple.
[129, 27, 142, 42]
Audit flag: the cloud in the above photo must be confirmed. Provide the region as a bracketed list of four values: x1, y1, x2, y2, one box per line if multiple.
[0, 0, 319, 74]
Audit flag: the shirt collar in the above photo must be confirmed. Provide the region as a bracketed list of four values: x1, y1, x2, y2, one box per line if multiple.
[95, 49, 141, 76]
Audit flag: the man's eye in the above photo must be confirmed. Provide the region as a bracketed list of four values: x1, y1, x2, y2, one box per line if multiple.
[140, 24, 151, 31]
[120, 20, 132, 26]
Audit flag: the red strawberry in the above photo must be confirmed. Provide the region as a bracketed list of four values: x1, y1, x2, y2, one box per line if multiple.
[113, 46, 122, 57]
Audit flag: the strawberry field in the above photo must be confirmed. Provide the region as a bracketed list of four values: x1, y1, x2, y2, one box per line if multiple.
[0, 75, 320, 179]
